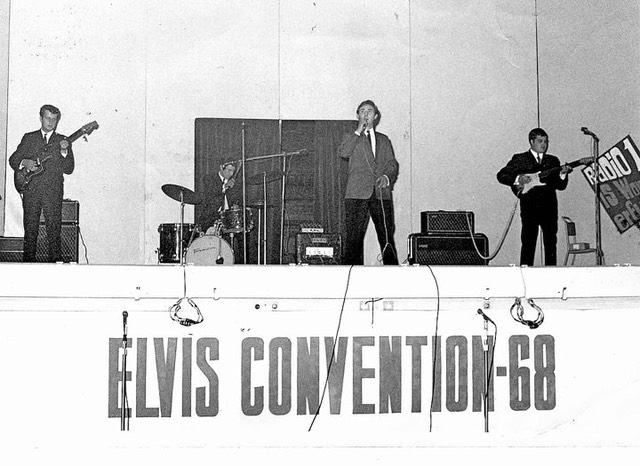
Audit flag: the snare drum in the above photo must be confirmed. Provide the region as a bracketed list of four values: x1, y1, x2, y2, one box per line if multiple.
[185, 235, 234, 265]
[157, 223, 197, 263]
[221, 205, 254, 234]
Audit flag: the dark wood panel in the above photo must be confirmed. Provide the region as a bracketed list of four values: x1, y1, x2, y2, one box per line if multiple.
[194, 118, 353, 264]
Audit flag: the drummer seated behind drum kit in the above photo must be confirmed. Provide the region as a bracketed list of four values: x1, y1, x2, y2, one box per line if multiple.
[158, 161, 254, 265]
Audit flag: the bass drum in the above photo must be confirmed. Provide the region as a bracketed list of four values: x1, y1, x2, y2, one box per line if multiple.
[185, 235, 234, 265]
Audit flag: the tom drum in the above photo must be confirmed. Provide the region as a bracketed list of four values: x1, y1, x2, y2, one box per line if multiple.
[157, 223, 197, 263]
[221, 205, 254, 234]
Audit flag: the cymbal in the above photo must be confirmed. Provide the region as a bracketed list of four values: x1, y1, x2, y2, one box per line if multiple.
[247, 171, 282, 186]
[161, 184, 201, 205]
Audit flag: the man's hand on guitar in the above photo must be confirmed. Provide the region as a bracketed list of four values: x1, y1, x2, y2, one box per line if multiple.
[516, 174, 532, 186]
[559, 165, 573, 176]
[60, 139, 69, 156]
[21, 159, 38, 172]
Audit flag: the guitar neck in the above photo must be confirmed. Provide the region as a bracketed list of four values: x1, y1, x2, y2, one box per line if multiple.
[66, 127, 86, 143]
[540, 158, 583, 177]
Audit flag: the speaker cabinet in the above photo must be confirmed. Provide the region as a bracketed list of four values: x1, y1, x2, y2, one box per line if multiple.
[296, 233, 342, 265]
[408, 233, 489, 265]
[0, 237, 25, 262]
[0, 200, 80, 263]
[35, 224, 79, 263]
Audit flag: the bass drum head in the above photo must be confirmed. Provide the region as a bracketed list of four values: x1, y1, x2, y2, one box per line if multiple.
[185, 235, 234, 266]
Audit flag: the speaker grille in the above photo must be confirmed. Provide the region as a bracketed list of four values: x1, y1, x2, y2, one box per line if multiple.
[408, 233, 488, 265]
[420, 211, 474, 235]
[35, 224, 79, 263]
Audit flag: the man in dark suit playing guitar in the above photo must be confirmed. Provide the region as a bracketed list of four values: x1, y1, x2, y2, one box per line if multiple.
[9, 104, 75, 262]
[497, 128, 573, 266]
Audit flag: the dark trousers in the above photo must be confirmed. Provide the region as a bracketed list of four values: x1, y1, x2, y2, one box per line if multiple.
[22, 184, 63, 263]
[520, 209, 558, 266]
[344, 195, 398, 265]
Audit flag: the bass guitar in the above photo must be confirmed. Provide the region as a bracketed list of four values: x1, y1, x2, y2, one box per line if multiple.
[513, 157, 592, 196]
[14, 121, 99, 194]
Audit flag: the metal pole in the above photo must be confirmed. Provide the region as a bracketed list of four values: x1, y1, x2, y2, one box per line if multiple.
[592, 137, 605, 265]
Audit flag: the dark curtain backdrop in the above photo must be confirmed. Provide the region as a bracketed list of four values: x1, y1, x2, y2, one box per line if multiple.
[195, 118, 353, 264]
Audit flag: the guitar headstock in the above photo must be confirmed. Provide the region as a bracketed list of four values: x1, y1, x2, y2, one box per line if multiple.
[81, 121, 99, 136]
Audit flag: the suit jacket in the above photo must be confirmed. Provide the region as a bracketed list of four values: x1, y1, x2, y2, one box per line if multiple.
[9, 130, 75, 192]
[337, 130, 399, 200]
[200, 173, 241, 230]
[497, 150, 568, 213]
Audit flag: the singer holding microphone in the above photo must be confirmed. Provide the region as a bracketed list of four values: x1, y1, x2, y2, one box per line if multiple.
[9, 104, 75, 262]
[497, 128, 572, 266]
[337, 100, 399, 265]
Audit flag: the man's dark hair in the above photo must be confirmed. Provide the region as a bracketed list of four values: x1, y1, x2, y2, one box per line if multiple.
[356, 100, 381, 123]
[528, 127, 548, 142]
[40, 104, 61, 118]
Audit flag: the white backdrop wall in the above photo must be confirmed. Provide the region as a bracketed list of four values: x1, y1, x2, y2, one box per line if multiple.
[2, 0, 639, 265]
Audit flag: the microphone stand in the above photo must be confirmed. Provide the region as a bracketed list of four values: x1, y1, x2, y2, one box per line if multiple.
[120, 311, 130, 431]
[477, 309, 491, 432]
[583, 129, 605, 265]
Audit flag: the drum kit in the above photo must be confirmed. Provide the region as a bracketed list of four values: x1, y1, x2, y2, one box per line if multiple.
[158, 127, 307, 265]
[158, 183, 256, 265]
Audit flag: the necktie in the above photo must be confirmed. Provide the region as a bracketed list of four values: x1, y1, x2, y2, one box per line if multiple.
[366, 131, 373, 152]
[43, 133, 48, 144]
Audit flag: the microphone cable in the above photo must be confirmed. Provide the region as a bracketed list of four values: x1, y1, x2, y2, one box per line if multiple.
[361, 133, 398, 265]
[169, 264, 204, 327]
[426, 264, 441, 432]
[308, 264, 355, 431]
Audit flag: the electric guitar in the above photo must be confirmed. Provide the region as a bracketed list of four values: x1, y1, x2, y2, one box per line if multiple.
[14, 121, 99, 194]
[513, 157, 592, 196]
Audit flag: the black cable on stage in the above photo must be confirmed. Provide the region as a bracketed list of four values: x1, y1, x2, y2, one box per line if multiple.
[308, 264, 355, 432]
[466, 199, 519, 262]
[426, 264, 441, 432]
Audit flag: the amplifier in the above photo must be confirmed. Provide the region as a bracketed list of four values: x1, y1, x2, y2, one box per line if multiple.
[39, 199, 79, 225]
[296, 233, 341, 265]
[421, 210, 474, 236]
[0, 237, 24, 262]
[407, 233, 489, 265]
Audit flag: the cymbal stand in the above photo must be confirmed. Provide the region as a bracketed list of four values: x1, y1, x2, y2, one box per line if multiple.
[179, 191, 185, 265]
[262, 173, 268, 264]
[278, 155, 289, 264]
[241, 123, 248, 264]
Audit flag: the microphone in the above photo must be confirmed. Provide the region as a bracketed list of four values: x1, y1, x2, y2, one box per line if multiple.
[581, 127, 599, 141]
[122, 311, 128, 342]
[360, 121, 367, 136]
[477, 308, 495, 325]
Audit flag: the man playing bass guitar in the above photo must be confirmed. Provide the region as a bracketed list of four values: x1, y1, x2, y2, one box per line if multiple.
[497, 127, 573, 266]
[9, 104, 75, 262]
